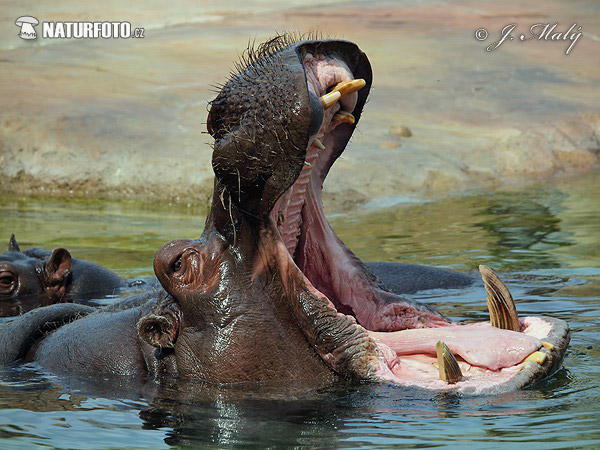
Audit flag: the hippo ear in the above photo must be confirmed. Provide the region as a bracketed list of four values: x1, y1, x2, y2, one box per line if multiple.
[8, 234, 21, 252]
[44, 248, 72, 293]
[137, 314, 179, 349]
[137, 298, 182, 349]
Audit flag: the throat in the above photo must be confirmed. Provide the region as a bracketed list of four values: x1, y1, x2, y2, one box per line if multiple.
[269, 141, 383, 327]
[294, 177, 368, 315]
[274, 147, 318, 256]
[269, 138, 449, 332]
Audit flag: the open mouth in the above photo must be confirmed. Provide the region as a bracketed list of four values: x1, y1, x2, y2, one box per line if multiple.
[267, 51, 570, 394]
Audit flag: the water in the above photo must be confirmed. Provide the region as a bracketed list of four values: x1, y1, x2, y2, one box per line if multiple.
[0, 172, 598, 448]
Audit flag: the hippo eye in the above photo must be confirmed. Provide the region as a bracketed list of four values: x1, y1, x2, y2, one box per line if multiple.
[172, 257, 182, 272]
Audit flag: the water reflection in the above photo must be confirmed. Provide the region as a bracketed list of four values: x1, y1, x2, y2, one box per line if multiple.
[0, 369, 569, 448]
[330, 180, 591, 274]
[141, 383, 346, 447]
[474, 193, 573, 270]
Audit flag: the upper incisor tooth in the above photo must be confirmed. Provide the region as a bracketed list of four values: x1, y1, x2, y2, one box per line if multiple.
[332, 79, 366, 96]
[334, 111, 355, 124]
[320, 91, 341, 109]
[313, 138, 326, 150]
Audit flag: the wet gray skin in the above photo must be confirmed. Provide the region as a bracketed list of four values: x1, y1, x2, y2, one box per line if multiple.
[0, 36, 569, 394]
[0, 234, 126, 316]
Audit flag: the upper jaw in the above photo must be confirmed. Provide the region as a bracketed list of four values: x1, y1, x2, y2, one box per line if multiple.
[208, 38, 372, 231]
[295, 39, 372, 162]
[266, 44, 372, 253]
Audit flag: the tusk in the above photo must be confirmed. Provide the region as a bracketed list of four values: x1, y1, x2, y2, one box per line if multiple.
[524, 351, 547, 365]
[333, 111, 355, 125]
[479, 265, 520, 332]
[320, 91, 341, 109]
[436, 340, 463, 384]
[332, 78, 366, 96]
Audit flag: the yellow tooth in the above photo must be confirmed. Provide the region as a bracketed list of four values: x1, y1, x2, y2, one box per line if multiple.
[333, 111, 355, 125]
[524, 351, 547, 365]
[541, 341, 555, 351]
[332, 78, 366, 96]
[436, 340, 463, 384]
[479, 265, 520, 332]
[320, 91, 341, 109]
[313, 138, 326, 150]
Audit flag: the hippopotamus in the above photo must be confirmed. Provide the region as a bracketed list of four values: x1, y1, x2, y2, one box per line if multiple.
[0, 234, 126, 316]
[0, 36, 569, 394]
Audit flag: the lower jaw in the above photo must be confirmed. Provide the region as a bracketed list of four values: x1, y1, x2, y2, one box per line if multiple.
[272, 227, 570, 393]
[370, 316, 569, 394]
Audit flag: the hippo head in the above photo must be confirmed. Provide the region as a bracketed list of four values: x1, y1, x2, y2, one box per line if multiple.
[207, 34, 371, 221]
[0, 235, 72, 314]
[150, 35, 569, 394]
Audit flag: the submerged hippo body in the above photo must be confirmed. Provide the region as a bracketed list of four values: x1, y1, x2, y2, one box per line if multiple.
[0, 234, 127, 316]
[0, 36, 569, 394]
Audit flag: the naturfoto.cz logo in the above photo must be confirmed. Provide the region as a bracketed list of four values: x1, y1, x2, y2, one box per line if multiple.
[15, 16, 145, 40]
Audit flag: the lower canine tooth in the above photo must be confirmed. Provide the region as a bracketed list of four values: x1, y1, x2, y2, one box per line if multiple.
[524, 351, 547, 365]
[320, 91, 341, 109]
[436, 340, 463, 384]
[479, 265, 520, 332]
[334, 111, 355, 124]
[332, 78, 366, 96]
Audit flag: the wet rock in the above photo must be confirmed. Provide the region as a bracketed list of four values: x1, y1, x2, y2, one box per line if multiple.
[390, 125, 412, 138]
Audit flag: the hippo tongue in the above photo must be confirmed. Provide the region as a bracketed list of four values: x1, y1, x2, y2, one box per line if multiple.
[370, 323, 541, 371]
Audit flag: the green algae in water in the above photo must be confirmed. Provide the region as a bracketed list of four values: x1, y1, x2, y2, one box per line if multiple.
[0, 196, 209, 278]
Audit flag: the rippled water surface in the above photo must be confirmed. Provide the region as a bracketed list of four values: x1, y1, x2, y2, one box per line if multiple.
[0, 172, 598, 448]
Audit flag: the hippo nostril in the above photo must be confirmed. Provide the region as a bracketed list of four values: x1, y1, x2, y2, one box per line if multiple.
[172, 257, 182, 272]
[170, 247, 201, 276]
